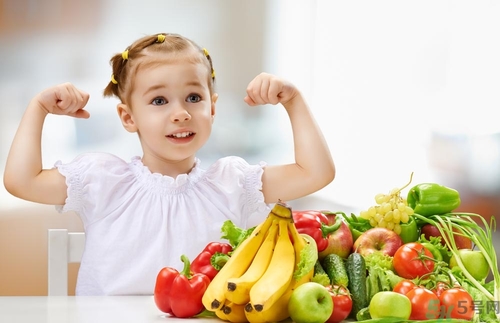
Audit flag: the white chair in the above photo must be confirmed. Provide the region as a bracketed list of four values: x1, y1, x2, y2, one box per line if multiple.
[47, 229, 85, 296]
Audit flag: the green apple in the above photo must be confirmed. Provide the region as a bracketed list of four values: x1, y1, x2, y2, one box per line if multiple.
[369, 291, 411, 320]
[288, 282, 333, 323]
[449, 249, 490, 281]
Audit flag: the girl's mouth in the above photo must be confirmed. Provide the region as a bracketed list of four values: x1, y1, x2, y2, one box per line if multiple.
[167, 131, 194, 138]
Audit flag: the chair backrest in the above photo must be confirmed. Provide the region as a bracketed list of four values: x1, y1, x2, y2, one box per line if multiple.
[47, 229, 85, 296]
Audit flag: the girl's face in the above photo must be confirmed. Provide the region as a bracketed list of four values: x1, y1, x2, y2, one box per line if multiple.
[118, 57, 217, 176]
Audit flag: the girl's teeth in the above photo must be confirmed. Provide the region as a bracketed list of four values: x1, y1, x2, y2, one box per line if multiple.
[173, 132, 192, 138]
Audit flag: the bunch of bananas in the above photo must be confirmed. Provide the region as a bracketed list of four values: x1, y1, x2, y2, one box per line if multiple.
[201, 201, 316, 323]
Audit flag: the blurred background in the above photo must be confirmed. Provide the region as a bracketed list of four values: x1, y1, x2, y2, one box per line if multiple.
[1, 0, 499, 295]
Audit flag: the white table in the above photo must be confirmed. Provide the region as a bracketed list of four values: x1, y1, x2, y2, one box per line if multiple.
[0, 296, 356, 323]
[0, 296, 219, 323]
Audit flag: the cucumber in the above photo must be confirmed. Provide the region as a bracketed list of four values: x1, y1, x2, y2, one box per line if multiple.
[314, 259, 327, 276]
[345, 252, 368, 318]
[312, 260, 331, 286]
[321, 253, 349, 287]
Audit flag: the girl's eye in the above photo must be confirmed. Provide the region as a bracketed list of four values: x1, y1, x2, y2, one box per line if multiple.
[152, 97, 167, 105]
[187, 94, 201, 103]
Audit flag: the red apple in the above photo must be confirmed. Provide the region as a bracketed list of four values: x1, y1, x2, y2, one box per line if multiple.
[353, 227, 403, 257]
[318, 213, 354, 260]
[420, 224, 472, 249]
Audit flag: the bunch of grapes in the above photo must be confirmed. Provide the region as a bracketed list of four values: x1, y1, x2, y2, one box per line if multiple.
[359, 174, 415, 235]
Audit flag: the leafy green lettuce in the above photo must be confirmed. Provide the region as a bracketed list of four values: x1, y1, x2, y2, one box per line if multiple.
[220, 220, 255, 249]
[294, 233, 318, 280]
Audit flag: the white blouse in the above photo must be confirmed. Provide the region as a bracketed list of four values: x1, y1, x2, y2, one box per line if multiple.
[55, 153, 270, 296]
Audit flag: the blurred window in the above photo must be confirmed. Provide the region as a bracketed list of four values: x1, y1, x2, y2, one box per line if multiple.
[266, 0, 500, 207]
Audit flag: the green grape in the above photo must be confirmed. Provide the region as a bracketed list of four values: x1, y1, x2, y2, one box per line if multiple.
[400, 211, 409, 223]
[383, 211, 394, 222]
[358, 173, 415, 232]
[386, 221, 395, 230]
[375, 193, 387, 204]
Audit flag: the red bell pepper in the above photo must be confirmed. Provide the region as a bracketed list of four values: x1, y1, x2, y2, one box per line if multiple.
[292, 210, 342, 252]
[190, 242, 232, 280]
[154, 254, 211, 318]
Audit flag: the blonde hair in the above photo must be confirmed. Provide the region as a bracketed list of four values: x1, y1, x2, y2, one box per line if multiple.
[103, 33, 215, 104]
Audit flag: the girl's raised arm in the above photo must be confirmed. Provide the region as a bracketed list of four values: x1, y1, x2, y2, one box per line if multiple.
[3, 83, 90, 205]
[244, 73, 335, 204]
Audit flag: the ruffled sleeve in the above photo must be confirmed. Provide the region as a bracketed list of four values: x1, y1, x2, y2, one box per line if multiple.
[54, 153, 135, 225]
[203, 156, 270, 226]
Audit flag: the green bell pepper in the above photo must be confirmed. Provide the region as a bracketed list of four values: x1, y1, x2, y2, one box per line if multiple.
[339, 212, 372, 243]
[398, 216, 418, 244]
[406, 183, 461, 216]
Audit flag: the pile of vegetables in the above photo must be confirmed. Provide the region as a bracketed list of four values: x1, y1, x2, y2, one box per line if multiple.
[152, 177, 499, 323]
[332, 179, 499, 323]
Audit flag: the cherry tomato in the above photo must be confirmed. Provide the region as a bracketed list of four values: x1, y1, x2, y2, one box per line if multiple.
[439, 287, 474, 320]
[393, 242, 435, 279]
[406, 286, 440, 320]
[393, 280, 416, 295]
[326, 285, 353, 323]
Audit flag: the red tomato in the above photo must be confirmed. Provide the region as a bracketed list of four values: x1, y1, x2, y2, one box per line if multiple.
[393, 280, 416, 295]
[439, 287, 474, 320]
[393, 242, 435, 279]
[431, 281, 448, 298]
[326, 285, 353, 323]
[406, 286, 440, 320]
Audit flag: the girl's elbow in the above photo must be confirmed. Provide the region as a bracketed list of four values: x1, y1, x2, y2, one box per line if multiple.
[322, 163, 336, 186]
[3, 172, 32, 200]
[328, 164, 336, 183]
[321, 171, 335, 189]
[3, 174, 21, 198]
[319, 165, 336, 190]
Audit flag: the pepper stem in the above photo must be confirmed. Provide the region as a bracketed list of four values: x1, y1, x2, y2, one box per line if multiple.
[319, 211, 342, 237]
[210, 252, 230, 271]
[320, 220, 342, 237]
[180, 254, 192, 279]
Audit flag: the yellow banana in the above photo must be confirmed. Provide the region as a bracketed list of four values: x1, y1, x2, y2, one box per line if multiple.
[215, 307, 228, 321]
[244, 223, 316, 323]
[286, 222, 317, 295]
[249, 267, 314, 323]
[269, 200, 293, 220]
[225, 220, 279, 305]
[202, 205, 279, 311]
[247, 218, 295, 313]
[219, 300, 248, 323]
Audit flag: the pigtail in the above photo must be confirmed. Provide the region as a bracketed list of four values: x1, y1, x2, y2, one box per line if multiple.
[103, 51, 126, 98]
[202, 48, 216, 82]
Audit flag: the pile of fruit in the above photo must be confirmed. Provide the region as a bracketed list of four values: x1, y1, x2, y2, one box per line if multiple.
[153, 179, 500, 323]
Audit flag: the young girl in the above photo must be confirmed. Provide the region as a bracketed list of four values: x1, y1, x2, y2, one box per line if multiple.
[3, 33, 335, 296]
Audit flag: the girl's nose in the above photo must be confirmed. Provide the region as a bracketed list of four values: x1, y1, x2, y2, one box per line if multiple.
[171, 109, 191, 122]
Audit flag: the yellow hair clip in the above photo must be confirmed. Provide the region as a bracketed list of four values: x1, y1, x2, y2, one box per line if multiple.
[203, 48, 209, 57]
[111, 74, 118, 84]
[157, 34, 166, 43]
[122, 49, 129, 60]
[211, 69, 216, 79]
